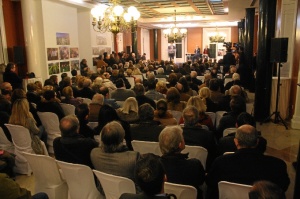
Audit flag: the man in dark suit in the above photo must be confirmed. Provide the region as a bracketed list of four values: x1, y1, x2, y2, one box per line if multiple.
[182, 106, 216, 169]
[133, 83, 156, 109]
[222, 48, 236, 74]
[99, 86, 120, 109]
[192, 45, 201, 63]
[110, 78, 136, 101]
[120, 154, 175, 199]
[206, 124, 290, 199]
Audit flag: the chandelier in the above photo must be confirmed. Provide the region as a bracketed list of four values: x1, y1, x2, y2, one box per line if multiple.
[208, 27, 226, 43]
[163, 10, 187, 43]
[91, 0, 140, 34]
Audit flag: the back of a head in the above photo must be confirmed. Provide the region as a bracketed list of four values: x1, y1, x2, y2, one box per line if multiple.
[98, 104, 119, 129]
[101, 121, 125, 152]
[249, 180, 286, 199]
[199, 87, 211, 99]
[59, 115, 79, 137]
[27, 83, 37, 92]
[229, 85, 242, 96]
[115, 78, 125, 88]
[147, 79, 156, 90]
[135, 154, 165, 196]
[83, 78, 91, 88]
[157, 68, 164, 74]
[232, 73, 240, 81]
[230, 95, 246, 114]
[62, 86, 73, 99]
[159, 126, 184, 155]
[235, 124, 258, 148]
[43, 90, 55, 101]
[99, 86, 109, 96]
[92, 93, 104, 105]
[187, 96, 207, 113]
[11, 89, 26, 104]
[237, 112, 256, 127]
[156, 99, 168, 117]
[133, 83, 145, 96]
[166, 87, 180, 103]
[209, 78, 219, 91]
[183, 105, 199, 127]
[71, 69, 77, 77]
[75, 103, 89, 123]
[139, 103, 154, 121]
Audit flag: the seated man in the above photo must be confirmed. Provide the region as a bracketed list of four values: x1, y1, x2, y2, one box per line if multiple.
[99, 86, 120, 109]
[182, 106, 216, 169]
[145, 79, 165, 101]
[78, 78, 95, 100]
[159, 126, 205, 199]
[111, 78, 136, 101]
[76, 103, 95, 139]
[88, 93, 104, 122]
[206, 125, 290, 199]
[130, 103, 165, 142]
[133, 83, 156, 109]
[218, 112, 267, 156]
[53, 115, 98, 168]
[120, 154, 176, 199]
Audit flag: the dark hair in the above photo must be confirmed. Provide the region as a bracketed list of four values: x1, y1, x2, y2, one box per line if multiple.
[115, 78, 124, 88]
[156, 99, 168, 117]
[230, 95, 246, 114]
[166, 87, 180, 104]
[178, 77, 190, 93]
[27, 83, 37, 92]
[11, 89, 26, 104]
[147, 79, 157, 90]
[5, 62, 15, 73]
[61, 73, 68, 79]
[71, 69, 77, 76]
[43, 90, 55, 101]
[209, 78, 220, 91]
[135, 154, 165, 196]
[75, 103, 89, 123]
[96, 104, 120, 134]
[237, 112, 256, 127]
[99, 86, 109, 96]
[133, 83, 145, 96]
[44, 79, 54, 86]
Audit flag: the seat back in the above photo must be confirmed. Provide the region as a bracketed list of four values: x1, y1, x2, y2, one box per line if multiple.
[164, 182, 197, 199]
[181, 145, 208, 170]
[87, 122, 98, 129]
[22, 152, 68, 199]
[56, 161, 102, 199]
[218, 181, 252, 199]
[81, 98, 92, 105]
[224, 78, 232, 86]
[169, 110, 182, 124]
[0, 126, 14, 153]
[196, 76, 205, 82]
[223, 128, 237, 137]
[216, 111, 226, 128]
[93, 170, 136, 199]
[131, 140, 162, 156]
[156, 78, 167, 82]
[126, 77, 135, 89]
[60, 103, 75, 115]
[205, 112, 216, 127]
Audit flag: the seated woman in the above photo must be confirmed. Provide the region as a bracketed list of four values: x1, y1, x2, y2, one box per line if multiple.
[199, 87, 217, 112]
[9, 98, 45, 154]
[179, 96, 213, 131]
[153, 99, 177, 126]
[94, 104, 133, 150]
[61, 86, 82, 107]
[116, 97, 139, 124]
[91, 121, 140, 192]
[166, 87, 186, 112]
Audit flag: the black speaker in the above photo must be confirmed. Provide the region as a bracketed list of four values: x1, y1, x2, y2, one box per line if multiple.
[13, 46, 24, 64]
[270, 38, 288, 63]
[126, 46, 131, 54]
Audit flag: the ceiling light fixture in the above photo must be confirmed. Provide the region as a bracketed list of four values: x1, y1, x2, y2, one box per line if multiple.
[91, 0, 140, 34]
[208, 27, 226, 43]
[163, 10, 187, 43]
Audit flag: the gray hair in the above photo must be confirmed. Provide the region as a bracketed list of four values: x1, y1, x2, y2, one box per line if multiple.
[235, 124, 258, 148]
[101, 121, 125, 152]
[92, 93, 104, 105]
[159, 126, 184, 155]
[183, 106, 199, 127]
[59, 115, 79, 137]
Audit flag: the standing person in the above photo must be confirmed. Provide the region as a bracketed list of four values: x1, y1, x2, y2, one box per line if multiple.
[80, 59, 89, 76]
[9, 98, 45, 155]
[203, 45, 210, 58]
[3, 62, 22, 90]
[222, 48, 236, 74]
[192, 45, 201, 63]
[168, 43, 176, 62]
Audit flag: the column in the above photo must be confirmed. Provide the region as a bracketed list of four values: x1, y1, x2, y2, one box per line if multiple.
[238, 19, 245, 44]
[154, 29, 158, 60]
[21, 0, 46, 80]
[131, 31, 137, 55]
[254, 0, 277, 122]
[291, 69, 300, 129]
[244, 8, 255, 69]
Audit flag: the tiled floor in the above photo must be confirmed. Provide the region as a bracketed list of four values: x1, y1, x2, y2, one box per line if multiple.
[15, 121, 300, 199]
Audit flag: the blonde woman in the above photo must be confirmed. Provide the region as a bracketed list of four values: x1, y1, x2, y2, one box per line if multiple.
[9, 98, 44, 154]
[116, 97, 139, 123]
[199, 87, 216, 112]
[179, 96, 213, 130]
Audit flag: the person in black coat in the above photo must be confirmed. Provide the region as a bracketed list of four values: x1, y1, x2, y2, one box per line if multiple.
[206, 125, 290, 199]
[75, 103, 95, 139]
[222, 49, 236, 74]
[53, 115, 98, 168]
[133, 83, 156, 109]
[3, 62, 22, 90]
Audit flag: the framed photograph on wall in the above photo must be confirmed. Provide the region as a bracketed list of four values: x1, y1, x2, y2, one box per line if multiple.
[70, 47, 79, 58]
[60, 61, 70, 73]
[56, 32, 70, 45]
[71, 60, 80, 70]
[92, 47, 100, 56]
[59, 46, 69, 60]
[48, 62, 60, 75]
[47, 48, 59, 61]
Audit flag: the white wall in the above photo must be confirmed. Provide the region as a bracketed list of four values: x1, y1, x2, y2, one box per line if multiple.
[141, 28, 150, 59]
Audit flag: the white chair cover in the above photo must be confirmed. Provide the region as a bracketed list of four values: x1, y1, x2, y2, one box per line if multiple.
[126, 77, 135, 89]
[169, 110, 182, 125]
[37, 112, 61, 153]
[223, 128, 237, 137]
[93, 170, 136, 199]
[81, 98, 92, 105]
[205, 112, 216, 127]
[218, 181, 252, 199]
[60, 103, 76, 115]
[0, 126, 14, 154]
[87, 122, 98, 129]
[224, 78, 232, 86]
[5, 124, 34, 175]
[182, 145, 208, 170]
[56, 161, 103, 199]
[216, 111, 226, 128]
[164, 182, 197, 199]
[196, 76, 205, 82]
[22, 152, 68, 199]
[131, 140, 162, 156]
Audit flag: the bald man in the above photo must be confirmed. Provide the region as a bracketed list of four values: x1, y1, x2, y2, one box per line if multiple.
[206, 124, 290, 199]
